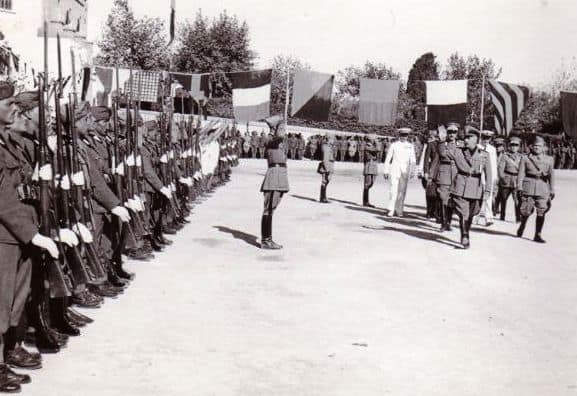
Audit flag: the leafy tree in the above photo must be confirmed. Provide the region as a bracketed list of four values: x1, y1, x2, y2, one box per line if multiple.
[336, 61, 401, 97]
[442, 52, 502, 128]
[95, 0, 170, 70]
[407, 52, 439, 103]
[174, 10, 255, 74]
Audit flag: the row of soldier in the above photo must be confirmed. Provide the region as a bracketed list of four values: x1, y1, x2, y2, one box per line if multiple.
[0, 78, 240, 393]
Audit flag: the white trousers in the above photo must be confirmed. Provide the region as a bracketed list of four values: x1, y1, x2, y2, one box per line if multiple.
[387, 172, 409, 215]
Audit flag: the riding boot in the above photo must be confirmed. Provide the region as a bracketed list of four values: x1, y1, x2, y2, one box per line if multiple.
[435, 199, 443, 224]
[444, 206, 453, 231]
[439, 204, 446, 232]
[534, 215, 546, 243]
[49, 298, 80, 337]
[516, 215, 528, 238]
[500, 196, 507, 221]
[260, 215, 270, 243]
[319, 186, 329, 203]
[459, 216, 469, 249]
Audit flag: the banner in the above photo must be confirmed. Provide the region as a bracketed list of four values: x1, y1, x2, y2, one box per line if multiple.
[425, 80, 468, 130]
[359, 78, 400, 126]
[291, 70, 334, 122]
[230, 69, 271, 122]
[561, 91, 577, 139]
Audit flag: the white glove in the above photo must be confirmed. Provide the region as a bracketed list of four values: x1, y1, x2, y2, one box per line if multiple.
[168, 150, 175, 159]
[136, 155, 142, 167]
[134, 196, 145, 212]
[179, 177, 193, 187]
[57, 228, 79, 247]
[126, 154, 136, 167]
[160, 186, 172, 199]
[160, 154, 168, 164]
[170, 183, 176, 192]
[59, 174, 71, 190]
[125, 199, 138, 212]
[31, 233, 59, 259]
[39, 164, 53, 181]
[72, 222, 93, 243]
[47, 135, 57, 153]
[181, 151, 189, 159]
[115, 162, 125, 176]
[71, 171, 85, 186]
[111, 206, 131, 222]
[32, 163, 39, 181]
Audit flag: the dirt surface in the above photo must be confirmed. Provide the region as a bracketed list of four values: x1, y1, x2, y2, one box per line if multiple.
[25, 159, 577, 396]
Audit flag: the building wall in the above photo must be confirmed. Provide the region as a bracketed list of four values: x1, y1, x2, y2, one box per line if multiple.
[1, 0, 92, 82]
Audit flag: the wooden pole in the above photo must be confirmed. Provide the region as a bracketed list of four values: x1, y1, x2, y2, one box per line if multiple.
[284, 67, 291, 132]
[480, 74, 486, 131]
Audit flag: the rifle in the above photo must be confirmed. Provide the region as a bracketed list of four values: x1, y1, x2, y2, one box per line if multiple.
[37, 76, 73, 299]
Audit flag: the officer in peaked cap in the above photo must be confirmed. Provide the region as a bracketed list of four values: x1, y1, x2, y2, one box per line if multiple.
[259, 117, 288, 249]
[362, 140, 379, 207]
[497, 136, 523, 222]
[383, 127, 416, 216]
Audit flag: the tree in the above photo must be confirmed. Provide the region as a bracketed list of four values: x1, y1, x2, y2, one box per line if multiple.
[95, 0, 170, 70]
[336, 61, 401, 97]
[407, 52, 439, 103]
[174, 10, 255, 74]
[442, 52, 502, 128]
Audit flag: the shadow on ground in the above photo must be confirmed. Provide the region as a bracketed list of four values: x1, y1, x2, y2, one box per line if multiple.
[213, 226, 260, 248]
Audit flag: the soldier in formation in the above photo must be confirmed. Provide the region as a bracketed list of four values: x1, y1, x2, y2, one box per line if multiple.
[0, 78, 240, 392]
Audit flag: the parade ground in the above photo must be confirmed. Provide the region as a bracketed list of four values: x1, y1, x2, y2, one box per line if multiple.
[26, 160, 577, 396]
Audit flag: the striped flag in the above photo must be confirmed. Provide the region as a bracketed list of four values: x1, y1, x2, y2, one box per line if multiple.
[230, 69, 271, 122]
[488, 80, 530, 135]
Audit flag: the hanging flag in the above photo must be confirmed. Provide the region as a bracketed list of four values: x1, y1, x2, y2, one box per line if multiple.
[124, 70, 161, 103]
[230, 69, 271, 122]
[291, 70, 334, 121]
[560, 91, 577, 139]
[168, 0, 176, 46]
[359, 78, 400, 126]
[488, 80, 530, 135]
[190, 73, 212, 100]
[39, 0, 88, 39]
[425, 80, 468, 129]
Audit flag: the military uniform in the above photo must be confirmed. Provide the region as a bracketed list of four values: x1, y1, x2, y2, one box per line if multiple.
[362, 143, 378, 207]
[450, 132, 492, 248]
[434, 140, 458, 230]
[318, 139, 334, 203]
[497, 141, 522, 222]
[516, 146, 555, 243]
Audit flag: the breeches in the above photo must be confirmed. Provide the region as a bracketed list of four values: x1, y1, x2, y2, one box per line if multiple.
[520, 195, 549, 217]
[321, 172, 332, 187]
[451, 196, 481, 219]
[364, 175, 375, 189]
[263, 191, 284, 216]
[437, 184, 451, 205]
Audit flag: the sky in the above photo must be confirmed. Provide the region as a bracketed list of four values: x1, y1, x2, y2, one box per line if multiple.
[86, 0, 577, 87]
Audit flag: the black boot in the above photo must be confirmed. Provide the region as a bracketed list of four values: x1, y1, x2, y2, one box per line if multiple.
[517, 216, 528, 238]
[261, 215, 282, 250]
[362, 189, 374, 207]
[319, 186, 329, 203]
[49, 298, 80, 337]
[435, 200, 443, 224]
[443, 205, 453, 231]
[439, 204, 446, 232]
[500, 197, 507, 221]
[459, 217, 470, 249]
[534, 215, 546, 243]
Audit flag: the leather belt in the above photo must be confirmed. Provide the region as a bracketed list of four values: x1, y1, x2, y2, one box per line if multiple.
[458, 171, 481, 178]
[268, 164, 286, 168]
[525, 174, 548, 180]
[505, 170, 518, 175]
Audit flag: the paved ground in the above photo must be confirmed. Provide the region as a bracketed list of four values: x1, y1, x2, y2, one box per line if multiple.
[26, 159, 577, 396]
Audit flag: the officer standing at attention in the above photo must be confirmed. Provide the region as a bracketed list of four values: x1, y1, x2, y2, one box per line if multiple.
[318, 134, 335, 203]
[362, 141, 379, 207]
[516, 135, 555, 243]
[259, 116, 289, 250]
[450, 127, 492, 249]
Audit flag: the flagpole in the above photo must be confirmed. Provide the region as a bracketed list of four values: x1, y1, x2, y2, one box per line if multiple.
[283, 67, 291, 132]
[480, 74, 486, 131]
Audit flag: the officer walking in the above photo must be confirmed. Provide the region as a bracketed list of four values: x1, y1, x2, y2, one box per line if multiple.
[497, 136, 522, 222]
[433, 123, 459, 231]
[383, 128, 416, 217]
[516, 136, 555, 243]
[450, 127, 492, 249]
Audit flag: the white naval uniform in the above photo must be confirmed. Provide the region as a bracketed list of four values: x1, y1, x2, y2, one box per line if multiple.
[383, 140, 416, 216]
[476, 143, 498, 224]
